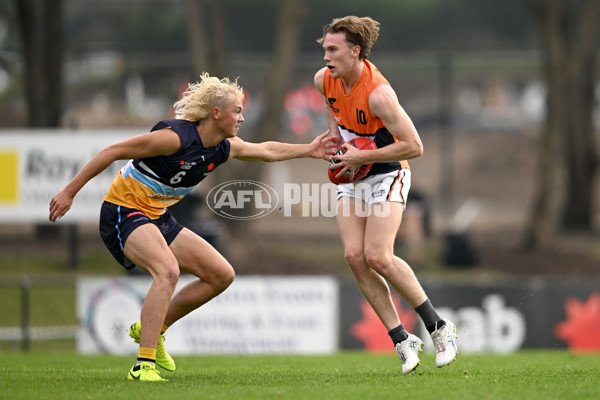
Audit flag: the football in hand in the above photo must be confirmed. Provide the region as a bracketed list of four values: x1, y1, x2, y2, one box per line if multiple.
[328, 137, 376, 184]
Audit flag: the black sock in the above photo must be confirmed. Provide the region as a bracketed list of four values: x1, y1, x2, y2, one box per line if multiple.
[414, 299, 445, 333]
[388, 324, 409, 345]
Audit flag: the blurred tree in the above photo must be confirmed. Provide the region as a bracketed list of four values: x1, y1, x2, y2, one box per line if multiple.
[254, 0, 308, 144]
[523, 0, 600, 247]
[213, 0, 309, 251]
[12, 0, 66, 242]
[185, 0, 228, 78]
[14, 0, 63, 127]
[222, 0, 535, 52]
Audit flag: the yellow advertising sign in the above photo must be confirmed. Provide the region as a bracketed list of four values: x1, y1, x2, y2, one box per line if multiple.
[0, 150, 18, 204]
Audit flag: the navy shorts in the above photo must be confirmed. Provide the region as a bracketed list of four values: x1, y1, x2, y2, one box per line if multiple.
[99, 201, 184, 270]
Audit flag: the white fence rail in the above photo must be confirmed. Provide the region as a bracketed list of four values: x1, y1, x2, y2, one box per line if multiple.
[0, 276, 76, 351]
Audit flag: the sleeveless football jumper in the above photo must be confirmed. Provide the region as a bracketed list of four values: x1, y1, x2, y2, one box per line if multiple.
[103, 119, 230, 219]
[322, 60, 410, 178]
[100, 119, 230, 268]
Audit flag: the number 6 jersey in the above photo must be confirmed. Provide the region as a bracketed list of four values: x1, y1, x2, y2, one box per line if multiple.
[103, 119, 230, 219]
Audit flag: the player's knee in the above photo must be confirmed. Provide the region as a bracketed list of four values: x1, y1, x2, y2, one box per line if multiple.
[344, 249, 365, 269]
[213, 264, 235, 292]
[155, 262, 180, 288]
[364, 250, 393, 276]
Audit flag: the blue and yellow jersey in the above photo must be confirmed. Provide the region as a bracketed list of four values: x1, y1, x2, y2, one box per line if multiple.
[323, 60, 409, 176]
[103, 119, 230, 219]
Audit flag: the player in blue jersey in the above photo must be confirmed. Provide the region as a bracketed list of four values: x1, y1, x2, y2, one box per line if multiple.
[49, 73, 335, 381]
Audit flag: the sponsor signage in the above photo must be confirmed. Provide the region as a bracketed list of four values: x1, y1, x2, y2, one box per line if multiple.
[0, 130, 135, 223]
[339, 277, 600, 353]
[77, 275, 339, 354]
[77, 275, 600, 355]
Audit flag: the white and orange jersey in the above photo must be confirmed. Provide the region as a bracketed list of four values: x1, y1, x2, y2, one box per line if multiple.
[323, 60, 409, 175]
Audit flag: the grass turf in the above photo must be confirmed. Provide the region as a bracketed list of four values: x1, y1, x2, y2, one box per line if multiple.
[1, 350, 599, 400]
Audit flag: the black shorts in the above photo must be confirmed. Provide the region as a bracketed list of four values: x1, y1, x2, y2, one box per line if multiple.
[99, 201, 184, 270]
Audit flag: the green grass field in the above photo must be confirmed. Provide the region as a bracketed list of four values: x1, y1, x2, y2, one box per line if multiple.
[1, 350, 599, 400]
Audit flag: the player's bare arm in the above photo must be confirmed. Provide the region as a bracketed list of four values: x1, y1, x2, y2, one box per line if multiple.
[314, 67, 327, 95]
[49, 129, 181, 222]
[228, 131, 335, 162]
[334, 85, 423, 172]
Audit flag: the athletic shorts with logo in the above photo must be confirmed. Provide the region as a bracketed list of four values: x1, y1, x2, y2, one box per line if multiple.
[336, 169, 411, 208]
[99, 201, 183, 270]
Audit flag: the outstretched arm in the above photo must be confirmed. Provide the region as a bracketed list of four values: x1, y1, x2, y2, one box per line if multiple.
[229, 130, 335, 162]
[49, 129, 180, 222]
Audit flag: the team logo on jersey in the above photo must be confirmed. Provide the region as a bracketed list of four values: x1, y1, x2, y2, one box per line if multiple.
[203, 162, 216, 177]
[327, 97, 339, 113]
[180, 160, 197, 170]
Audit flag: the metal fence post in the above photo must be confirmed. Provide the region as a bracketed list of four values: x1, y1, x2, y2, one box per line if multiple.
[20, 276, 31, 352]
[69, 224, 80, 269]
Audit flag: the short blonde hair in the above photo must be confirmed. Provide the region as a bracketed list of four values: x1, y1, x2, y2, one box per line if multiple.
[173, 73, 244, 121]
[316, 16, 380, 60]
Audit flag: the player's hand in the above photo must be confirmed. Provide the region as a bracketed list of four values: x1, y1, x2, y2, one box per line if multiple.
[329, 143, 362, 179]
[49, 190, 74, 222]
[311, 130, 337, 160]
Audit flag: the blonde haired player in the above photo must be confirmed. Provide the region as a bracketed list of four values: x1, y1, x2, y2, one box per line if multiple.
[314, 16, 458, 374]
[49, 73, 335, 381]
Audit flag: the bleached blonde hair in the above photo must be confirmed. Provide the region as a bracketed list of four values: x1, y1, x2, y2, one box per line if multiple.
[173, 72, 244, 121]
